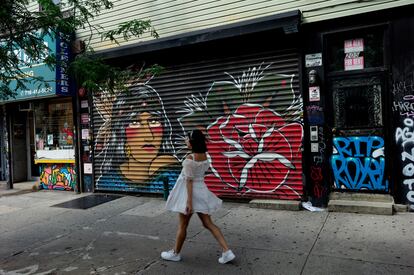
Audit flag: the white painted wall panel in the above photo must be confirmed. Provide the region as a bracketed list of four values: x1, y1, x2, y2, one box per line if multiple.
[75, 0, 413, 52]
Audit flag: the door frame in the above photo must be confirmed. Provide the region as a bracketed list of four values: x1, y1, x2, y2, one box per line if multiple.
[322, 23, 392, 193]
[327, 72, 391, 193]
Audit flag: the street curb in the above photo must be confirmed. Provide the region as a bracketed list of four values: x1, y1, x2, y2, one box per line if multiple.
[249, 199, 301, 211]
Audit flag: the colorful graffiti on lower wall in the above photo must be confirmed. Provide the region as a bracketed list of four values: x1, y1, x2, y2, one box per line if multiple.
[331, 136, 388, 191]
[39, 163, 76, 191]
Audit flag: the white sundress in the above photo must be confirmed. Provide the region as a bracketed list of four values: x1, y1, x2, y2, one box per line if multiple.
[165, 157, 222, 215]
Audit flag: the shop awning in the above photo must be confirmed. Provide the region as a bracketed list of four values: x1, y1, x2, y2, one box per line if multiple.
[96, 10, 301, 60]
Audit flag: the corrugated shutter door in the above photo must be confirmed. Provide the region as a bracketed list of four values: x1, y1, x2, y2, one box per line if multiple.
[93, 49, 303, 200]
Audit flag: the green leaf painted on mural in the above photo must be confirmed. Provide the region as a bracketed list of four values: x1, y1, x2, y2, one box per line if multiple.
[205, 81, 243, 116]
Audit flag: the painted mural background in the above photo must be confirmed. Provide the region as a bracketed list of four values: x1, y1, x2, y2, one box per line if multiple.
[94, 62, 304, 199]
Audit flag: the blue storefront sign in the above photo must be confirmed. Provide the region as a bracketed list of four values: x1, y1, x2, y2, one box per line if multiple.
[3, 32, 72, 102]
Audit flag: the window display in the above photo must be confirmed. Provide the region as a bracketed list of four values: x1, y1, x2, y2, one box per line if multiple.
[34, 99, 75, 160]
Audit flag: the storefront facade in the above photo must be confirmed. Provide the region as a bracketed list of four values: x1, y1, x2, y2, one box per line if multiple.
[73, 1, 413, 208]
[302, 6, 414, 209]
[89, 12, 305, 200]
[1, 33, 77, 191]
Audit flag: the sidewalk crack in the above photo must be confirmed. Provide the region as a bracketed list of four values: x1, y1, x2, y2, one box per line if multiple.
[300, 212, 329, 275]
[136, 259, 159, 274]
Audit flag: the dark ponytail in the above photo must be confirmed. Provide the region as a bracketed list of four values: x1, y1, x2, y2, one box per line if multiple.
[188, 129, 207, 153]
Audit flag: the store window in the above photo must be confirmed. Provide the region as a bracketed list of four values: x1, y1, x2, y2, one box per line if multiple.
[327, 28, 385, 72]
[34, 98, 75, 160]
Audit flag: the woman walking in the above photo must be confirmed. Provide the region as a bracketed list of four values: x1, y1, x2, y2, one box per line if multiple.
[161, 130, 236, 264]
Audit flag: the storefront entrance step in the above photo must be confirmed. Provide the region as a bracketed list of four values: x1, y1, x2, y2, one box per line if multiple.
[249, 199, 301, 211]
[393, 204, 409, 212]
[328, 200, 393, 215]
[329, 192, 394, 203]
[51, 194, 123, 210]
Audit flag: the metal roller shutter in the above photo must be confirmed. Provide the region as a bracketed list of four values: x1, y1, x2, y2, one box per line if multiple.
[93, 49, 303, 200]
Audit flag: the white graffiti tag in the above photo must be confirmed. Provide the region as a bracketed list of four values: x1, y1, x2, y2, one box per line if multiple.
[396, 118, 414, 204]
[395, 118, 414, 147]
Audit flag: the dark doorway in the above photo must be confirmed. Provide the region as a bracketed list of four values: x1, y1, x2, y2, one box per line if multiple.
[10, 107, 28, 183]
[329, 74, 388, 192]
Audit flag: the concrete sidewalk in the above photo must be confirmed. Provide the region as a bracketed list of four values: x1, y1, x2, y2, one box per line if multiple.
[0, 190, 413, 274]
[0, 181, 37, 197]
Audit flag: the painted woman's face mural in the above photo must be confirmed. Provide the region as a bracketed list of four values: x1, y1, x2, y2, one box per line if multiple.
[126, 111, 164, 162]
[95, 84, 179, 192]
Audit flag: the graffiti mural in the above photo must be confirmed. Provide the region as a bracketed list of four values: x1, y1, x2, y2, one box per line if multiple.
[39, 163, 76, 190]
[309, 126, 327, 205]
[331, 136, 388, 191]
[310, 165, 324, 199]
[392, 76, 414, 208]
[95, 84, 180, 193]
[94, 63, 303, 199]
[306, 105, 324, 125]
[177, 63, 303, 198]
[395, 118, 414, 207]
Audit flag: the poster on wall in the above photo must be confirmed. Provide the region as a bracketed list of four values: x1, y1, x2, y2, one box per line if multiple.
[344, 38, 364, 71]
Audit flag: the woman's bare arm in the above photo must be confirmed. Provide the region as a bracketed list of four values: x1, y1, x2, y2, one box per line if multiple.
[185, 154, 194, 215]
[186, 178, 193, 214]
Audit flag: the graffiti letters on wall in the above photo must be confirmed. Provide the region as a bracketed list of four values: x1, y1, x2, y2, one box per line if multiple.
[393, 76, 414, 208]
[331, 136, 388, 191]
[39, 163, 76, 190]
[306, 105, 324, 125]
[310, 126, 327, 201]
[95, 63, 304, 199]
[396, 118, 414, 207]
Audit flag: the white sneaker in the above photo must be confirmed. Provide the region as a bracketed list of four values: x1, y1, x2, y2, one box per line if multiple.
[218, 249, 235, 264]
[161, 249, 181, 262]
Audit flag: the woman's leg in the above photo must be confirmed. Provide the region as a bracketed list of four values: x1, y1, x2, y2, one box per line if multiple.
[174, 213, 192, 253]
[197, 213, 229, 251]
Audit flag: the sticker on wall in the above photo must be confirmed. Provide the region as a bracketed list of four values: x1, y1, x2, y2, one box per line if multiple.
[305, 53, 322, 67]
[81, 113, 89, 124]
[310, 126, 318, 141]
[309, 86, 320, 102]
[81, 100, 89, 108]
[311, 143, 319, 153]
[84, 163, 92, 174]
[81, 129, 89, 140]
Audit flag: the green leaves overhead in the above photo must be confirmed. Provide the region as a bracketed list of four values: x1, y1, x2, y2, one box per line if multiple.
[0, 0, 160, 100]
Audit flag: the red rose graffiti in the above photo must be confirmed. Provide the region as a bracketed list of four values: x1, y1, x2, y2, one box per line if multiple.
[207, 104, 303, 193]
